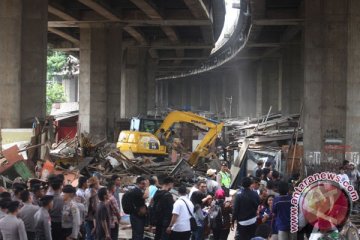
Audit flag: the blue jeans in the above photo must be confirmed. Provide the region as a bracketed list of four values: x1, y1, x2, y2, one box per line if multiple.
[191, 225, 204, 240]
[130, 214, 146, 240]
[85, 220, 95, 240]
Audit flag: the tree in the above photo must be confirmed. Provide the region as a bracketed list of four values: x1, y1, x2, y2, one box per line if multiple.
[46, 82, 67, 114]
[47, 50, 67, 80]
[46, 50, 68, 114]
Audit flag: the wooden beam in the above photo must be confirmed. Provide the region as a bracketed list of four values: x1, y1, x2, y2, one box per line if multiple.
[129, 0, 162, 19]
[183, 0, 209, 19]
[48, 28, 80, 45]
[123, 26, 147, 45]
[48, 5, 77, 21]
[48, 19, 211, 28]
[77, 0, 120, 21]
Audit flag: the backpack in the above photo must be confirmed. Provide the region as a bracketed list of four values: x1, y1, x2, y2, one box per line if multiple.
[149, 190, 169, 225]
[208, 204, 223, 229]
[121, 189, 135, 214]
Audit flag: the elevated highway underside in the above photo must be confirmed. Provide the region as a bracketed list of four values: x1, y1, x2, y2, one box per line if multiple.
[2, 0, 360, 162]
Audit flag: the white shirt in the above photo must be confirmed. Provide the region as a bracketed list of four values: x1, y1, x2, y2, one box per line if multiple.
[76, 188, 86, 200]
[172, 196, 194, 232]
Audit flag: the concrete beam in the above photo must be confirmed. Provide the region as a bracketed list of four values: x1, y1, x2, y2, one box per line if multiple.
[123, 26, 147, 45]
[48, 19, 211, 27]
[76, 0, 150, 45]
[53, 47, 80, 52]
[247, 43, 281, 48]
[48, 28, 80, 45]
[253, 19, 304, 26]
[77, 0, 119, 21]
[159, 56, 207, 60]
[129, 0, 162, 19]
[149, 41, 213, 49]
[129, 0, 182, 63]
[183, 0, 209, 19]
[48, 5, 77, 21]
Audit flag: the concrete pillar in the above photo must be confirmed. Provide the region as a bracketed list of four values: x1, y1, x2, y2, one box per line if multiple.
[120, 47, 148, 118]
[20, 0, 47, 126]
[137, 49, 148, 115]
[238, 65, 257, 118]
[346, 0, 360, 160]
[0, 0, 47, 128]
[256, 62, 263, 117]
[190, 78, 201, 111]
[209, 72, 224, 117]
[222, 71, 239, 118]
[181, 80, 190, 109]
[106, 25, 122, 139]
[79, 26, 108, 140]
[199, 77, 210, 111]
[146, 59, 156, 114]
[262, 59, 280, 114]
[155, 80, 163, 109]
[62, 76, 78, 102]
[0, 0, 22, 128]
[163, 81, 169, 109]
[303, 0, 348, 155]
[282, 43, 304, 115]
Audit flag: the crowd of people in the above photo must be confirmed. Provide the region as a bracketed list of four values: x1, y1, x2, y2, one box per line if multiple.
[0, 158, 358, 240]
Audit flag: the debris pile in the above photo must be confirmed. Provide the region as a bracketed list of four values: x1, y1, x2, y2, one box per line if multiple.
[223, 111, 303, 181]
[225, 113, 302, 147]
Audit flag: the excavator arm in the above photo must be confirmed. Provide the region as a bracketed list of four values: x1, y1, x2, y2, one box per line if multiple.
[155, 111, 224, 166]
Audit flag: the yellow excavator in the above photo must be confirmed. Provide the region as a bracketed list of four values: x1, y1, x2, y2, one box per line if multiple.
[116, 111, 224, 166]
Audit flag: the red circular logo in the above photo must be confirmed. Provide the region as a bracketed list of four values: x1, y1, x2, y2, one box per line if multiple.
[301, 182, 350, 231]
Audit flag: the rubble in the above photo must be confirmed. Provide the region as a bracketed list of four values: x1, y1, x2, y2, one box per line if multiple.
[225, 112, 302, 146]
[0, 110, 303, 187]
[224, 110, 303, 184]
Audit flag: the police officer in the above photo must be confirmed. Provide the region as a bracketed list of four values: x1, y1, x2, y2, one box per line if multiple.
[0, 201, 27, 240]
[30, 184, 44, 206]
[18, 190, 40, 240]
[34, 195, 54, 240]
[217, 162, 232, 197]
[48, 177, 64, 240]
[62, 185, 81, 240]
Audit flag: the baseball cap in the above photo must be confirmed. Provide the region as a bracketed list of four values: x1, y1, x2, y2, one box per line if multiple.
[206, 169, 217, 176]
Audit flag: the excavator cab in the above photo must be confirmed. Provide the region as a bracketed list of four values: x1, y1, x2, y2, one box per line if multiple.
[117, 131, 167, 155]
[130, 117, 163, 133]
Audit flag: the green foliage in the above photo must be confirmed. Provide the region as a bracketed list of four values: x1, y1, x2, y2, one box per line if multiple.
[46, 50, 68, 115]
[47, 50, 67, 80]
[46, 82, 67, 114]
